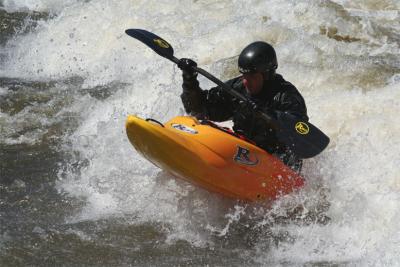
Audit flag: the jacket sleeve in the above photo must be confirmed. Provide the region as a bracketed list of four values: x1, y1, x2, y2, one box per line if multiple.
[180, 76, 205, 117]
[248, 84, 309, 154]
[180, 77, 238, 122]
[273, 86, 309, 121]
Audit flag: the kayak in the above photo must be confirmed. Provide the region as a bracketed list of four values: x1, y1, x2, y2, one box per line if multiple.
[126, 115, 304, 202]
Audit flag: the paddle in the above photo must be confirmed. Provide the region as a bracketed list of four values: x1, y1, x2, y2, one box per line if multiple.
[125, 29, 330, 158]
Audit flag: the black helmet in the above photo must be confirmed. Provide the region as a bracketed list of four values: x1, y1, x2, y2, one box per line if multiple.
[238, 41, 278, 74]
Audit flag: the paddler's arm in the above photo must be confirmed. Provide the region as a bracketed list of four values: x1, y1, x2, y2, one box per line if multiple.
[178, 59, 205, 117]
[248, 85, 310, 154]
[273, 85, 309, 121]
[178, 58, 234, 121]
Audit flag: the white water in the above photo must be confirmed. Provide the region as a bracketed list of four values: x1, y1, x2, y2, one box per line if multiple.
[2, 0, 400, 265]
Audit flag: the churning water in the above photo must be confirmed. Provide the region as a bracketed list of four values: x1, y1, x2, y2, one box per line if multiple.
[1, 0, 399, 266]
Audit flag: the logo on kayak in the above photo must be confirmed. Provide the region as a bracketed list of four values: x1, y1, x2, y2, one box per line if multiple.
[171, 124, 198, 134]
[154, 38, 170, 49]
[234, 146, 259, 166]
[295, 121, 309, 135]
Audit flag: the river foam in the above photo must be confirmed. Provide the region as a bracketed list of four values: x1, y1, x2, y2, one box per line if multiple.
[1, 0, 399, 265]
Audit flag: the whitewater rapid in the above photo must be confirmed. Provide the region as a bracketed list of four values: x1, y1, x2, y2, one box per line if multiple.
[1, 0, 399, 266]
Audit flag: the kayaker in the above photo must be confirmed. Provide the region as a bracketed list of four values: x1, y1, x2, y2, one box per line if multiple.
[178, 41, 308, 172]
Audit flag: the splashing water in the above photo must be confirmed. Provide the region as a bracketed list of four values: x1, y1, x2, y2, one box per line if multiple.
[1, 0, 399, 266]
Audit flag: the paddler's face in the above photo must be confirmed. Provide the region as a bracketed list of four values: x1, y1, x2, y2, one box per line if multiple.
[242, 72, 264, 95]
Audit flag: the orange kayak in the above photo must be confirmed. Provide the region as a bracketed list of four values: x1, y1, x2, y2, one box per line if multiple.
[126, 115, 304, 202]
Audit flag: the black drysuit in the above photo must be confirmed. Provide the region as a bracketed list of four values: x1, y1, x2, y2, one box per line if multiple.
[181, 73, 308, 171]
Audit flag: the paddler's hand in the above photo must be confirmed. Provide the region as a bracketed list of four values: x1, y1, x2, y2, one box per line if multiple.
[178, 58, 198, 80]
[237, 99, 259, 119]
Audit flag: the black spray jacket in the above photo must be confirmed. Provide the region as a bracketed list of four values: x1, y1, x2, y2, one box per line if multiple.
[180, 73, 308, 156]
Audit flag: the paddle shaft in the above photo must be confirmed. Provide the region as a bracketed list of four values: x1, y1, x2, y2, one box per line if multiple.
[168, 55, 278, 128]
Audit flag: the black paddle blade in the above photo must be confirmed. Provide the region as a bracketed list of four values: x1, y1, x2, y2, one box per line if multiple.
[125, 29, 176, 62]
[276, 112, 330, 158]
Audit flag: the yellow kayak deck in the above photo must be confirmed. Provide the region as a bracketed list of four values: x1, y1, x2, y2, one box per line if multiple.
[126, 115, 304, 202]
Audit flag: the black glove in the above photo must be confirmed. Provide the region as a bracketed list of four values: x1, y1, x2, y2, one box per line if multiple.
[178, 58, 198, 79]
[237, 99, 259, 119]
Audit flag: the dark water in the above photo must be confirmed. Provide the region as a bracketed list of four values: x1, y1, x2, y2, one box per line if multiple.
[0, 9, 49, 45]
[0, 136, 287, 266]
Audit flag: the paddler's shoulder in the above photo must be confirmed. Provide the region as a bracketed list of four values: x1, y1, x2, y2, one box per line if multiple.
[273, 73, 298, 92]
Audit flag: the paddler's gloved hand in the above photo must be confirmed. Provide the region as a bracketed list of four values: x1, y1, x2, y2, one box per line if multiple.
[237, 99, 259, 119]
[178, 58, 198, 80]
